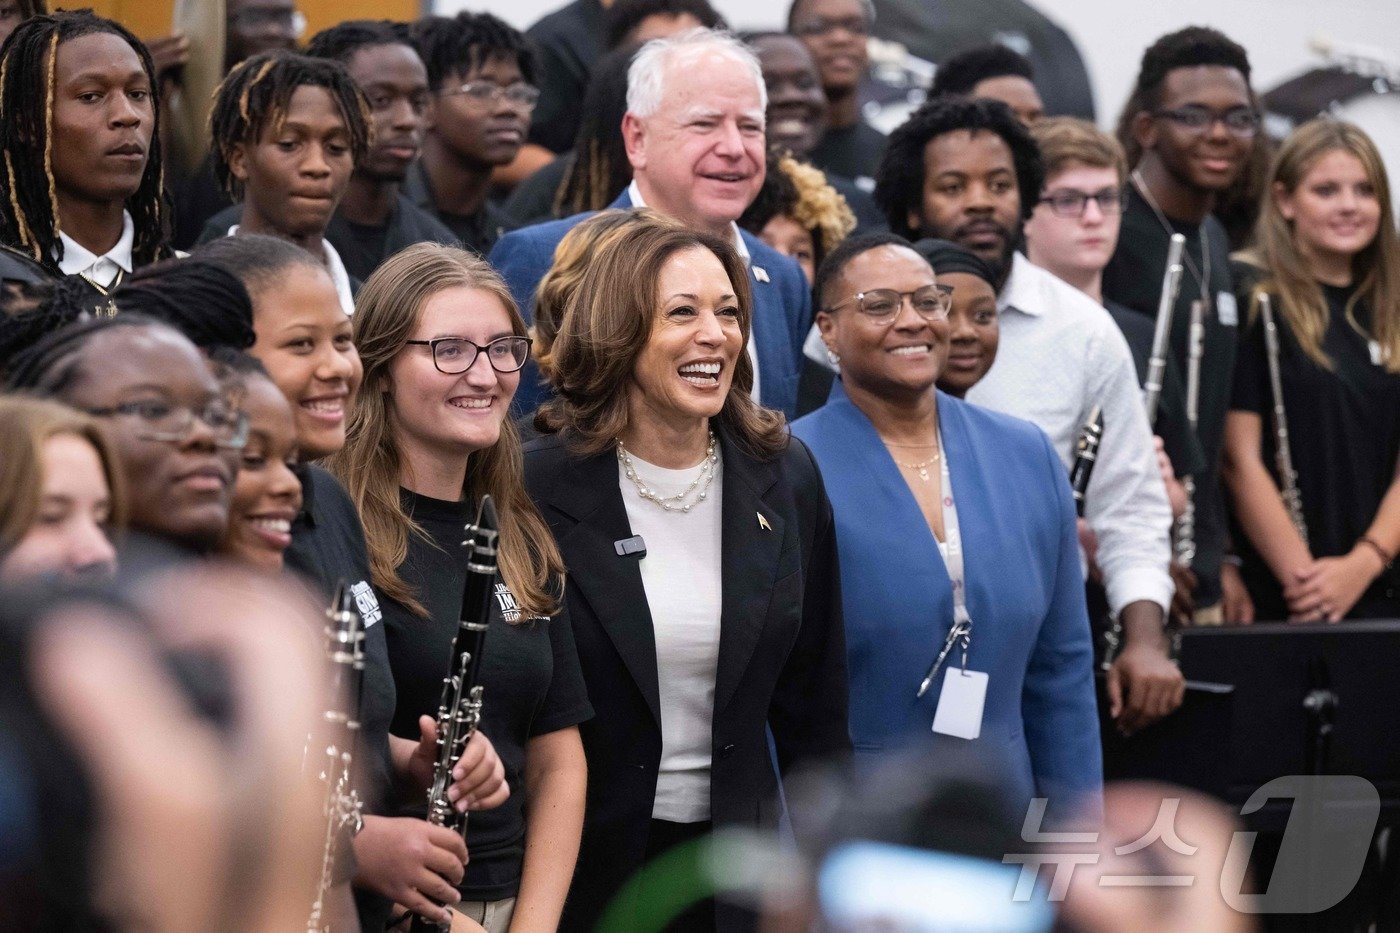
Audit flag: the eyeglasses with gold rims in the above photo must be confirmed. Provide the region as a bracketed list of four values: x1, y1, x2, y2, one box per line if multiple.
[405, 335, 533, 375]
[826, 285, 954, 321]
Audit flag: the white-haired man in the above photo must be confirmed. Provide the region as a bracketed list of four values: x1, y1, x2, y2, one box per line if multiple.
[489, 28, 809, 417]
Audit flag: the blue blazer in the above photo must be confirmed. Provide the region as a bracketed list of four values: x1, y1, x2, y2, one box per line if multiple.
[791, 383, 1102, 816]
[487, 190, 808, 418]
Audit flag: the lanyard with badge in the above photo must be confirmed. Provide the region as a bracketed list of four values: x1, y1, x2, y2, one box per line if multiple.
[914, 425, 987, 739]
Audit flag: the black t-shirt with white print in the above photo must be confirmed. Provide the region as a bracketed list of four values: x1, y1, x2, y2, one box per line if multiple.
[384, 489, 593, 901]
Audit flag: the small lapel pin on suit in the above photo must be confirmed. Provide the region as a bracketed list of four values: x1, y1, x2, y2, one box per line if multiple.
[753, 266, 770, 283]
[757, 512, 772, 531]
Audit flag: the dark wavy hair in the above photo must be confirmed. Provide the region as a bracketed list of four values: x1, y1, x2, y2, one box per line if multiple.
[535, 218, 787, 459]
[604, 0, 724, 50]
[874, 96, 1044, 239]
[410, 12, 534, 89]
[305, 19, 412, 64]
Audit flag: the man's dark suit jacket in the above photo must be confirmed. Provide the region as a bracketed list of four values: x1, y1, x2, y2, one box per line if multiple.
[523, 426, 850, 931]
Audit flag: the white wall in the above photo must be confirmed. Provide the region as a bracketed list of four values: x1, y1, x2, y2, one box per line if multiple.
[433, 0, 1399, 128]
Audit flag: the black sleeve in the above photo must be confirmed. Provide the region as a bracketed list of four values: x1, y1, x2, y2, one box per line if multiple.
[1230, 308, 1269, 416]
[528, 590, 594, 737]
[768, 438, 851, 774]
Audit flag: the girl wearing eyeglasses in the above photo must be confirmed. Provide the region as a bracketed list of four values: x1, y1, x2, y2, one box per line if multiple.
[328, 242, 590, 933]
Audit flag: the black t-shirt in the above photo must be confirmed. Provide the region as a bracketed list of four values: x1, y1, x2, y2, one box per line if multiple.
[1102, 187, 1237, 603]
[1229, 278, 1400, 619]
[402, 162, 517, 258]
[1104, 299, 1207, 478]
[283, 465, 397, 929]
[384, 490, 592, 900]
[809, 121, 887, 190]
[333, 218, 390, 284]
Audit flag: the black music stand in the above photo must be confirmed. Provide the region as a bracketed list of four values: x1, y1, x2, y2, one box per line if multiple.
[1176, 620, 1400, 828]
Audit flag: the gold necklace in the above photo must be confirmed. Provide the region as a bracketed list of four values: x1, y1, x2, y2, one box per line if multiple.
[894, 450, 941, 482]
[77, 267, 123, 318]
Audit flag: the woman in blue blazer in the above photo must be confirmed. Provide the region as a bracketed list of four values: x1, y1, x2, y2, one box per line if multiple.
[792, 233, 1101, 820]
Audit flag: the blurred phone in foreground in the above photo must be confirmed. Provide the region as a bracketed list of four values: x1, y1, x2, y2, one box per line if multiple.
[817, 840, 1056, 932]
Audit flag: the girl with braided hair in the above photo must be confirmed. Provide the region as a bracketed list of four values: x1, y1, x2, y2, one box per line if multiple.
[0, 10, 170, 311]
[202, 50, 371, 314]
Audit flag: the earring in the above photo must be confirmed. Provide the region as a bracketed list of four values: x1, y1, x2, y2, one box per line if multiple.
[825, 346, 840, 367]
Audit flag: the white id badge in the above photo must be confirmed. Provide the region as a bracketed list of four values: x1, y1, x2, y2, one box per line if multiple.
[1217, 291, 1239, 327]
[931, 669, 988, 739]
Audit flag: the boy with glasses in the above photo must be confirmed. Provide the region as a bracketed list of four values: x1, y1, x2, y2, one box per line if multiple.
[407, 13, 536, 256]
[1103, 27, 1259, 624]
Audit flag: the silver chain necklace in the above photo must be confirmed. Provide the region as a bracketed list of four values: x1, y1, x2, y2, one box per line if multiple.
[617, 432, 719, 513]
[1131, 169, 1211, 311]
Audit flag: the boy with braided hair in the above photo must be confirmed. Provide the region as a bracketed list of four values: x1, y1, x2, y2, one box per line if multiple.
[0, 10, 171, 311]
[199, 50, 370, 312]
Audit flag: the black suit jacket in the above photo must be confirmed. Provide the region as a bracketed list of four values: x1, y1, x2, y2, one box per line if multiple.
[523, 427, 850, 931]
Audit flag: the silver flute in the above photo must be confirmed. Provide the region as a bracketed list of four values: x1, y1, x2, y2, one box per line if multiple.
[1142, 233, 1187, 424]
[1259, 293, 1309, 545]
[1176, 297, 1207, 567]
[309, 581, 366, 933]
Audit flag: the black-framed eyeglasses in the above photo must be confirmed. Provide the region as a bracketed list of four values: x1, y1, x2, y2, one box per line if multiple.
[1038, 187, 1128, 218]
[405, 335, 533, 375]
[85, 397, 250, 449]
[437, 81, 541, 110]
[791, 14, 870, 37]
[1152, 105, 1260, 137]
[827, 284, 954, 321]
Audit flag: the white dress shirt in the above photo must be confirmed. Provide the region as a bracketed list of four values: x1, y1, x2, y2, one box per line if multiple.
[626, 181, 760, 404]
[57, 211, 134, 287]
[968, 252, 1173, 615]
[227, 225, 355, 315]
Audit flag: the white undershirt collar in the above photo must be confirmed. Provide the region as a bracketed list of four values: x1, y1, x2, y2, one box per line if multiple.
[57, 211, 134, 286]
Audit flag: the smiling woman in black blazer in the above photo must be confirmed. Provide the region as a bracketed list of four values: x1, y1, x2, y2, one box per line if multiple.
[524, 219, 850, 932]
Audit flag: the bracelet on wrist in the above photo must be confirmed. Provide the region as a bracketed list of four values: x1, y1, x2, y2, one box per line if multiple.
[1358, 536, 1394, 571]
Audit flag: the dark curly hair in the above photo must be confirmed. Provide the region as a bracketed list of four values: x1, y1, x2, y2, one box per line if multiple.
[873, 96, 1044, 240]
[410, 12, 534, 90]
[1114, 26, 1252, 168]
[930, 44, 1034, 97]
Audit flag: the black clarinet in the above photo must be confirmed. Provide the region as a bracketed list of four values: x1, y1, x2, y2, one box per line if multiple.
[1069, 405, 1104, 519]
[410, 495, 499, 932]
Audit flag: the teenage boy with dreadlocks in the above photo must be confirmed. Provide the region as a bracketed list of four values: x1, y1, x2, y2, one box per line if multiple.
[405, 13, 536, 256]
[0, 10, 171, 313]
[198, 50, 370, 313]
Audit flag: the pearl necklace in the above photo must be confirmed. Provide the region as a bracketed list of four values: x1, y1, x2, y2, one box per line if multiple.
[617, 432, 719, 513]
